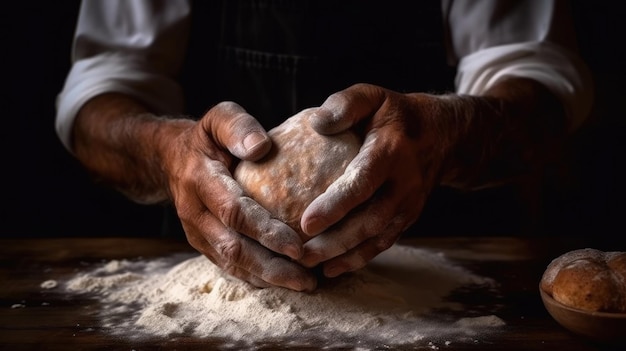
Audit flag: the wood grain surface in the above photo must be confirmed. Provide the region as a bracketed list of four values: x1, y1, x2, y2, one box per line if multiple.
[0, 236, 621, 350]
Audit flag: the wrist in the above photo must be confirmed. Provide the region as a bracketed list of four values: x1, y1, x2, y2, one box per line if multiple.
[421, 78, 566, 190]
[74, 93, 195, 204]
[432, 93, 504, 188]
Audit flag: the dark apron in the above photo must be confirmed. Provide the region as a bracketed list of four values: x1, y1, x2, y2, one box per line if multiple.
[180, 0, 453, 128]
[165, 0, 526, 238]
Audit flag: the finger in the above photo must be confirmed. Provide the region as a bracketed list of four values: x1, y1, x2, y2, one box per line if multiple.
[320, 223, 404, 278]
[300, 181, 400, 267]
[185, 225, 271, 289]
[309, 83, 385, 135]
[316, 186, 426, 277]
[197, 159, 304, 260]
[300, 132, 390, 236]
[188, 211, 317, 291]
[299, 213, 385, 268]
[214, 234, 317, 291]
[318, 210, 411, 278]
[202, 101, 271, 161]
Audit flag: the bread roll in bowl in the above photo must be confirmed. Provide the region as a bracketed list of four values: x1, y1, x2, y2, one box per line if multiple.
[541, 248, 626, 313]
[233, 108, 361, 241]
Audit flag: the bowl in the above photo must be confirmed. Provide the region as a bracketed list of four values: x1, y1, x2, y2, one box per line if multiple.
[540, 286, 626, 343]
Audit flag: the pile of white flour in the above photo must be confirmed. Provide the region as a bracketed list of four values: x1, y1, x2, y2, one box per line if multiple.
[63, 244, 504, 349]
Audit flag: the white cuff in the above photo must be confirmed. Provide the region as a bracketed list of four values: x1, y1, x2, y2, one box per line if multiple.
[455, 41, 594, 132]
[55, 53, 184, 152]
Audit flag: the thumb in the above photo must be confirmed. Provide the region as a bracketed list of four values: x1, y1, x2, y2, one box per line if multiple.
[202, 101, 272, 161]
[309, 83, 385, 135]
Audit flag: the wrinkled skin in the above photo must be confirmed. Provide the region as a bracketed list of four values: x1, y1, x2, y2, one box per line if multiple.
[73, 95, 316, 291]
[298, 81, 565, 278]
[165, 102, 319, 291]
[73, 75, 565, 290]
[298, 83, 445, 277]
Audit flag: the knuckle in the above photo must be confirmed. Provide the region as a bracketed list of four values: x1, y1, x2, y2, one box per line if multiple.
[214, 102, 250, 127]
[214, 101, 239, 113]
[217, 197, 247, 232]
[344, 169, 377, 203]
[352, 255, 369, 270]
[350, 82, 371, 91]
[216, 238, 244, 266]
[340, 254, 368, 274]
[373, 233, 397, 253]
[258, 257, 283, 281]
[372, 223, 402, 253]
[357, 174, 378, 199]
[340, 155, 382, 197]
[325, 89, 349, 107]
[329, 168, 367, 207]
[256, 224, 282, 247]
[334, 238, 353, 255]
[175, 202, 194, 224]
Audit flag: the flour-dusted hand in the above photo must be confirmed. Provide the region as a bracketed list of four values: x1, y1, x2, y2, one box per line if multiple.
[300, 79, 569, 277]
[73, 94, 315, 291]
[298, 84, 444, 277]
[166, 101, 316, 291]
[56, 0, 592, 291]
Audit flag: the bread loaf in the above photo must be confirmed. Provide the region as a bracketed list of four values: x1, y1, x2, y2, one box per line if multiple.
[541, 248, 626, 313]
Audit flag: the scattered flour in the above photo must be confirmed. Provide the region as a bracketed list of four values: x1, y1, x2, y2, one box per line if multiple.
[63, 245, 504, 349]
[40, 279, 58, 289]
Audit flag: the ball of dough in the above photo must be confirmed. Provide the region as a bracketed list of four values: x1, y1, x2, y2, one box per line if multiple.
[233, 108, 361, 241]
[541, 248, 626, 313]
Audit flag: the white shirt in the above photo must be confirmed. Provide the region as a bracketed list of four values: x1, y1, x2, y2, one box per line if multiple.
[55, 0, 594, 152]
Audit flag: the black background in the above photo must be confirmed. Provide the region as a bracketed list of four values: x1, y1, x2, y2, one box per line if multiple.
[3, 1, 625, 247]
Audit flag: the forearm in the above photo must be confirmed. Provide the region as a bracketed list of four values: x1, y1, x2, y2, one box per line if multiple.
[72, 93, 195, 203]
[431, 77, 567, 189]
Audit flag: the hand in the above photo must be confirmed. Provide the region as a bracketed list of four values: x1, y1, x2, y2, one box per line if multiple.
[298, 78, 567, 278]
[298, 83, 446, 277]
[164, 101, 317, 291]
[74, 94, 316, 291]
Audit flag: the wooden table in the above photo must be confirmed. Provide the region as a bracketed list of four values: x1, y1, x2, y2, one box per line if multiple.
[0, 236, 621, 350]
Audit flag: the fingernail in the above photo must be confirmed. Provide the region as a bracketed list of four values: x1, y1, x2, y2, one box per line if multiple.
[284, 244, 302, 261]
[288, 275, 317, 292]
[325, 265, 343, 278]
[302, 216, 325, 237]
[300, 251, 323, 268]
[242, 132, 267, 153]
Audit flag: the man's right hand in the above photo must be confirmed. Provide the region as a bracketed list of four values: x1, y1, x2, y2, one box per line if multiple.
[73, 94, 316, 291]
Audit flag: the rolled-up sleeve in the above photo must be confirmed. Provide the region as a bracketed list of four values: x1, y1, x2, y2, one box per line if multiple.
[55, 0, 191, 152]
[444, 0, 594, 132]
